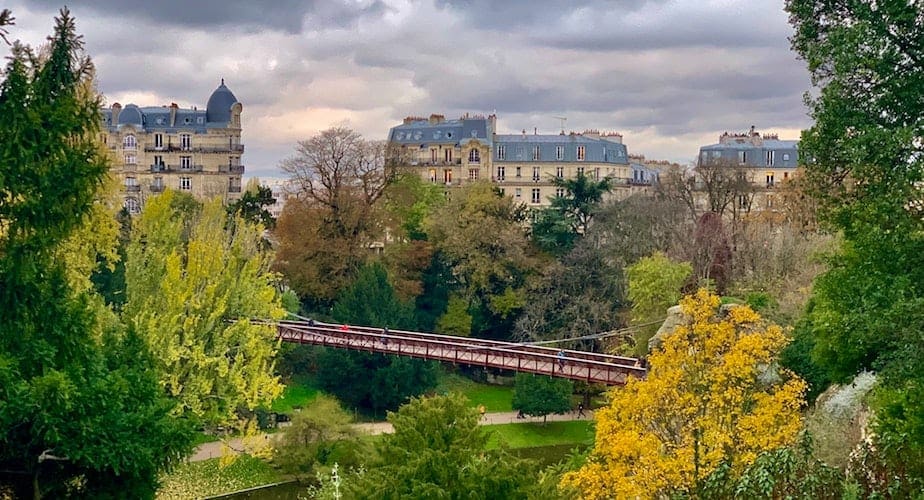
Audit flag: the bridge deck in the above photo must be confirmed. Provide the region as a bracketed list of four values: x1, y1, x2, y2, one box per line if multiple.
[263, 319, 646, 385]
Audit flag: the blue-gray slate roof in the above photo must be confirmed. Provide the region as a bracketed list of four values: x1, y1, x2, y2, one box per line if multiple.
[101, 81, 238, 133]
[699, 138, 799, 168]
[389, 117, 492, 147]
[495, 134, 628, 164]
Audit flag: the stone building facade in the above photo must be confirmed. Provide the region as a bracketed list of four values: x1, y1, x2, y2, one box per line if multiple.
[387, 114, 635, 209]
[101, 80, 245, 213]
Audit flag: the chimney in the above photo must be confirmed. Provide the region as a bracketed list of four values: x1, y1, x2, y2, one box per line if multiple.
[429, 113, 444, 124]
[534, 127, 537, 135]
[522, 129, 527, 139]
[111, 103, 122, 124]
[169, 103, 178, 127]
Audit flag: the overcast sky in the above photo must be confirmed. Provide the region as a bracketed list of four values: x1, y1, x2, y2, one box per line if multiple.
[7, 0, 812, 179]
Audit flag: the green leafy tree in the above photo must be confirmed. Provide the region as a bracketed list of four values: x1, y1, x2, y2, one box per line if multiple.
[787, 0, 924, 484]
[0, 10, 191, 498]
[124, 191, 284, 427]
[512, 374, 573, 423]
[272, 395, 368, 481]
[316, 263, 438, 416]
[436, 294, 472, 336]
[626, 252, 692, 356]
[350, 393, 536, 499]
[227, 180, 276, 228]
[532, 172, 613, 255]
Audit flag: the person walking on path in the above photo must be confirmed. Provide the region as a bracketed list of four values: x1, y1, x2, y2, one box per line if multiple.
[577, 403, 586, 418]
[478, 404, 486, 420]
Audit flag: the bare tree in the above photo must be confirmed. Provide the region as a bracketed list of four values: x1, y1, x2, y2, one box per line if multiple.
[0, 9, 14, 45]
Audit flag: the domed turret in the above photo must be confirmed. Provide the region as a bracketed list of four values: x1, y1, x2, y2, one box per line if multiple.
[206, 78, 239, 124]
[118, 104, 144, 126]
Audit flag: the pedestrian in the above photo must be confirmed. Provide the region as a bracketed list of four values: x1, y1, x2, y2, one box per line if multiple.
[516, 409, 525, 419]
[577, 403, 585, 418]
[478, 404, 486, 421]
[339, 324, 349, 331]
[557, 349, 566, 368]
[307, 318, 315, 326]
[381, 326, 389, 346]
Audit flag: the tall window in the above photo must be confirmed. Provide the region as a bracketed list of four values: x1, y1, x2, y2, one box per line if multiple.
[766, 150, 775, 166]
[738, 151, 748, 164]
[497, 145, 506, 160]
[532, 145, 541, 160]
[154, 133, 163, 149]
[556, 146, 564, 160]
[443, 169, 452, 184]
[469, 149, 480, 163]
[515, 166, 521, 178]
[153, 155, 164, 167]
[180, 176, 191, 190]
[180, 156, 191, 169]
[444, 149, 453, 163]
[766, 172, 775, 187]
[180, 133, 191, 151]
[515, 188, 522, 199]
[531, 188, 540, 204]
[577, 146, 585, 161]
[577, 167, 585, 177]
[428, 169, 437, 183]
[532, 166, 540, 181]
[469, 168, 479, 180]
[124, 197, 140, 214]
[124, 154, 136, 165]
[555, 187, 565, 198]
[122, 135, 136, 150]
[431, 148, 438, 163]
[556, 166, 564, 178]
[496, 166, 506, 181]
[594, 168, 600, 181]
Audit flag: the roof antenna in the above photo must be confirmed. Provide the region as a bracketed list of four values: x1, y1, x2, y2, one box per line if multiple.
[554, 116, 567, 134]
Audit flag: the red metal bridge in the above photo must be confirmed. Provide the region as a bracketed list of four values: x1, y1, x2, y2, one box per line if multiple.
[257, 319, 646, 385]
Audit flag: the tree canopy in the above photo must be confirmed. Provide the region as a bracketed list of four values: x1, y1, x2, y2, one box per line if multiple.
[512, 373, 573, 423]
[0, 10, 190, 498]
[562, 290, 806, 498]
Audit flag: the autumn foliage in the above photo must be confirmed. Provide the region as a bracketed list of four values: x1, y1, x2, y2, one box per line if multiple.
[562, 290, 806, 498]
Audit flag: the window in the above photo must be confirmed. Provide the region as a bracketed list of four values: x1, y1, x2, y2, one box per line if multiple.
[556, 146, 564, 160]
[180, 176, 191, 190]
[443, 169, 452, 184]
[532, 166, 540, 181]
[738, 194, 749, 209]
[738, 151, 747, 164]
[496, 166, 505, 181]
[515, 188, 522, 198]
[556, 166, 564, 178]
[594, 168, 600, 181]
[531, 188, 541, 204]
[153, 177, 164, 189]
[469, 149, 480, 163]
[767, 195, 774, 208]
[154, 133, 163, 149]
[469, 168, 479, 180]
[497, 145, 506, 160]
[577, 146, 585, 161]
[555, 187, 565, 198]
[153, 155, 164, 167]
[782, 153, 790, 161]
[766, 150, 775, 166]
[180, 156, 191, 169]
[766, 172, 775, 187]
[515, 166, 521, 178]
[180, 134, 191, 151]
[428, 169, 437, 183]
[431, 148, 438, 163]
[576, 167, 585, 177]
[444, 149, 453, 163]
[122, 135, 136, 150]
[499, 188, 505, 196]
[124, 197, 140, 214]
[532, 145, 541, 161]
[783, 171, 789, 180]
[124, 177, 137, 187]
[124, 154, 136, 165]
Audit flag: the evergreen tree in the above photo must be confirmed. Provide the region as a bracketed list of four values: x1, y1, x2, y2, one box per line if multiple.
[0, 10, 190, 498]
[512, 373, 573, 423]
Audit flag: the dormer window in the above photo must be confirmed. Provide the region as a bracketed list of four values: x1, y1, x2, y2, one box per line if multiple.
[577, 146, 585, 161]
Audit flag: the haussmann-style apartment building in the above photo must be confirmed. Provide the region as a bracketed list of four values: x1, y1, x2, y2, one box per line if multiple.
[697, 126, 799, 211]
[101, 80, 245, 213]
[387, 114, 638, 209]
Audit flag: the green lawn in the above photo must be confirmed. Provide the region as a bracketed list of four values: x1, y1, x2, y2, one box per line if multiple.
[486, 420, 595, 449]
[157, 455, 283, 499]
[271, 377, 320, 414]
[436, 374, 514, 412]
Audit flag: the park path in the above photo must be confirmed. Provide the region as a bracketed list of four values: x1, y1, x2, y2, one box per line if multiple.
[189, 410, 593, 462]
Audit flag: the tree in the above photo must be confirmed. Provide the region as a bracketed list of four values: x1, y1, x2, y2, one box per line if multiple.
[350, 393, 536, 499]
[123, 191, 284, 427]
[532, 172, 612, 255]
[227, 179, 276, 228]
[425, 181, 539, 339]
[787, 0, 924, 483]
[275, 127, 390, 307]
[0, 10, 190, 498]
[626, 252, 692, 357]
[272, 395, 368, 481]
[315, 263, 438, 416]
[0, 9, 12, 45]
[512, 373, 573, 423]
[562, 290, 807, 498]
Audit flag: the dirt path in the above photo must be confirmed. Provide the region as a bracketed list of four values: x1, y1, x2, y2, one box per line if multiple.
[189, 410, 593, 462]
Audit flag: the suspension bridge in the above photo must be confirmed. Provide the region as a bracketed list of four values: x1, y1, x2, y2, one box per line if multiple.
[254, 319, 646, 385]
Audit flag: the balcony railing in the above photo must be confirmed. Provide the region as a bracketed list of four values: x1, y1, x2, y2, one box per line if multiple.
[219, 165, 245, 174]
[228, 186, 242, 193]
[144, 144, 244, 153]
[168, 164, 204, 173]
[125, 185, 141, 192]
[150, 184, 165, 193]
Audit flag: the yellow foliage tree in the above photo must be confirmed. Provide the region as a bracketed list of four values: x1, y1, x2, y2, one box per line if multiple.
[562, 289, 806, 499]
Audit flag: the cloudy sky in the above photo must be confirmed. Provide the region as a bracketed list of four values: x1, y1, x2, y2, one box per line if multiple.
[7, 0, 812, 179]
